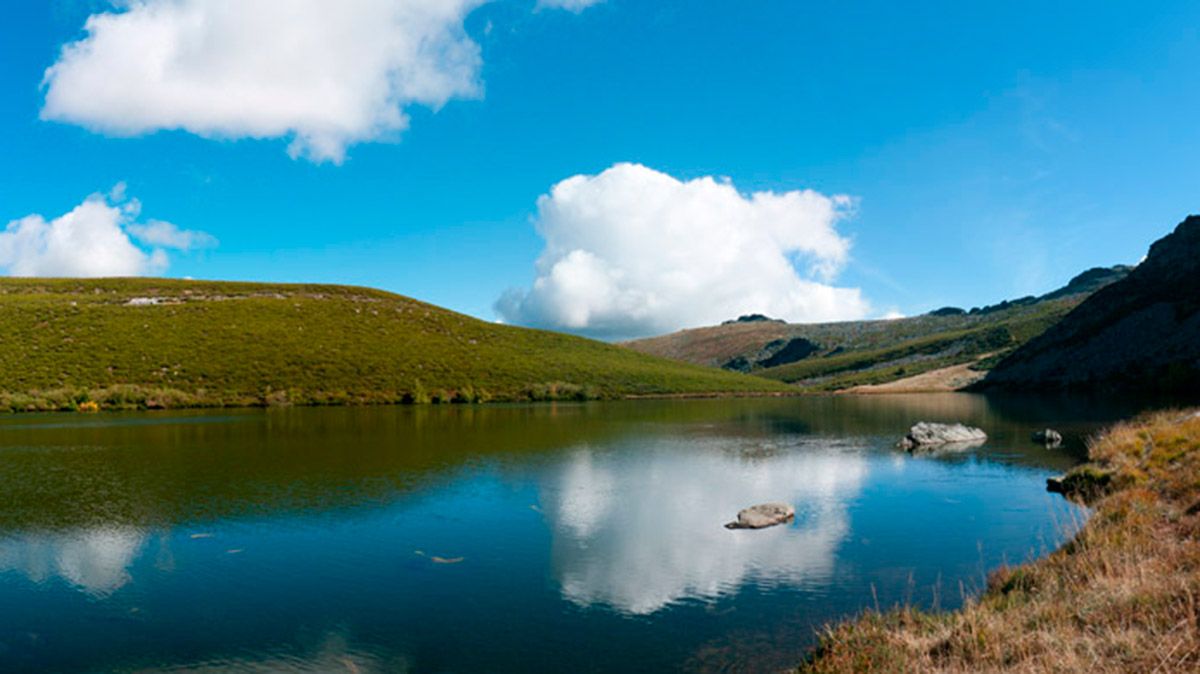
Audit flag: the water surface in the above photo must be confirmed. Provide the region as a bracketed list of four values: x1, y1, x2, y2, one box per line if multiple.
[0, 395, 1139, 672]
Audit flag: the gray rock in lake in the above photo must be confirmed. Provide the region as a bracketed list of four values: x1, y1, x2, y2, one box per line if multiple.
[724, 502, 795, 530]
[1032, 428, 1064, 448]
[898, 422, 987, 452]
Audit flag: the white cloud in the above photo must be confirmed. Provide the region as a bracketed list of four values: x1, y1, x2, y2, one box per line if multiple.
[496, 163, 870, 339]
[536, 0, 605, 12]
[127, 219, 217, 252]
[0, 189, 213, 277]
[42, 0, 488, 163]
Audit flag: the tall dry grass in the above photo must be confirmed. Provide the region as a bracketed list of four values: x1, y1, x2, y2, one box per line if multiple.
[800, 410, 1200, 673]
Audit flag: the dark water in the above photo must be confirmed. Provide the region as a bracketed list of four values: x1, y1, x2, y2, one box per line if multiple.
[0, 394, 1148, 672]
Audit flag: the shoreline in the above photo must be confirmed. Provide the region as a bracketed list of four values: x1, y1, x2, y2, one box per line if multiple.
[0, 385, 816, 415]
[799, 409, 1200, 673]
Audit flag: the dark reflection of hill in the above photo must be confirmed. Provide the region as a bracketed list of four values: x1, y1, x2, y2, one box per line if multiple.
[0, 405, 634, 531]
[0, 395, 1147, 532]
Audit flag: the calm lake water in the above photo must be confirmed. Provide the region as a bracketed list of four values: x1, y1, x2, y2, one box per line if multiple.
[0, 394, 1147, 672]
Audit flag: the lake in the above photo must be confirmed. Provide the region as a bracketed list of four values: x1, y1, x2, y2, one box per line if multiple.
[0, 394, 1142, 672]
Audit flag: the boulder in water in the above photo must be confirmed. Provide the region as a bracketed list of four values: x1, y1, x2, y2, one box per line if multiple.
[1032, 428, 1064, 447]
[724, 502, 795, 529]
[898, 422, 987, 452]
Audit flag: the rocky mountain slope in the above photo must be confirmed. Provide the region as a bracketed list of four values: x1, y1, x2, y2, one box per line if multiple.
[980, 216, 1200, 393]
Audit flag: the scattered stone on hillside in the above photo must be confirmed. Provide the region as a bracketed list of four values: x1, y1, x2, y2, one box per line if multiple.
[724, 502, 795, 529]
[126, 297, 163, 306]
[898, 422, 987, 452]
[1032, 428, 1064, 448]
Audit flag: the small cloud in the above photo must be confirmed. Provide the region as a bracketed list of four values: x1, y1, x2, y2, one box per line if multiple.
[127, 220, 217, 251]
[880, 309, 906, 320]
[0, 188, 214, 277]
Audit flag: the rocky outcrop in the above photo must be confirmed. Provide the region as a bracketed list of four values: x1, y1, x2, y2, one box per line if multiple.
[757, 337, 821, 368]
[898, 422, 987, 452]
[981, 216, 1200, 394]
[1040, 266, 1133, 301]
[721, 314, 785, 325]
[724, 502, 795, 529]
[1032, 429, 1063, 448]
[722, 336, 822, 372]
[929, 307, 966, 316]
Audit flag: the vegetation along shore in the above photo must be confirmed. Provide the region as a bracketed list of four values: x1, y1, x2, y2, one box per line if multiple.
[799, 409, 1200, 673]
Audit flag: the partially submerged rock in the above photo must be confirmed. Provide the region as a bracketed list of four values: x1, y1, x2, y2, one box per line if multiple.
[725, 502, 795, 530]
[898, 422, 987, 452]
[1032, 428, 1064, 448]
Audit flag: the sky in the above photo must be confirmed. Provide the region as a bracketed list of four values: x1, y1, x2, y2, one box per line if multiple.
[1, 1, 1198, 339]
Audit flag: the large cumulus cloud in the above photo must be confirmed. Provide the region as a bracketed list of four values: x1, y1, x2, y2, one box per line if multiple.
[497, 163, 870, 339]
[41, 0, 488, 163]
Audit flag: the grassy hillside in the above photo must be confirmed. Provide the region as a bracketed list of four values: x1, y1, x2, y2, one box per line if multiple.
[0, 278, 791, 412]
[755, 300, 1074, 391]
[627, 296, 1087, 392]
[624, 266, 1130, 392]
[800, 409, 1200, 673]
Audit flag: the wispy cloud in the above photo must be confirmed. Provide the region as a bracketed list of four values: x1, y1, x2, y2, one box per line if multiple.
[536, 0, 605, 12]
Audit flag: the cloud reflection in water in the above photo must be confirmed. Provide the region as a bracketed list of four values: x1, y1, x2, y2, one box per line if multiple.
[542, 437, 869, 614]
[0, 526, 145, 597]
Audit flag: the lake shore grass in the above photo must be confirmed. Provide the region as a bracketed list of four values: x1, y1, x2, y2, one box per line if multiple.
[0, 383, 809, 414]
[799, 409, 1200, 673]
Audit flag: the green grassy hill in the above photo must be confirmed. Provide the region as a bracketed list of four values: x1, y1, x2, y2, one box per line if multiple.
[0, 278, 791, 412]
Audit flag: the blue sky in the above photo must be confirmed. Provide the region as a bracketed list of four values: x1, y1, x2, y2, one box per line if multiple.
[2, 1, 1198, 338]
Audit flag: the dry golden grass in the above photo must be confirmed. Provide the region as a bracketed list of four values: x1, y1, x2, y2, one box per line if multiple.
[799, 410, 1200, 673]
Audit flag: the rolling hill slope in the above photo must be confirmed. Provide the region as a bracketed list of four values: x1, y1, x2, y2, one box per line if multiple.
[624, 266, 1129, 391]
[0, 278, 791, 411]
